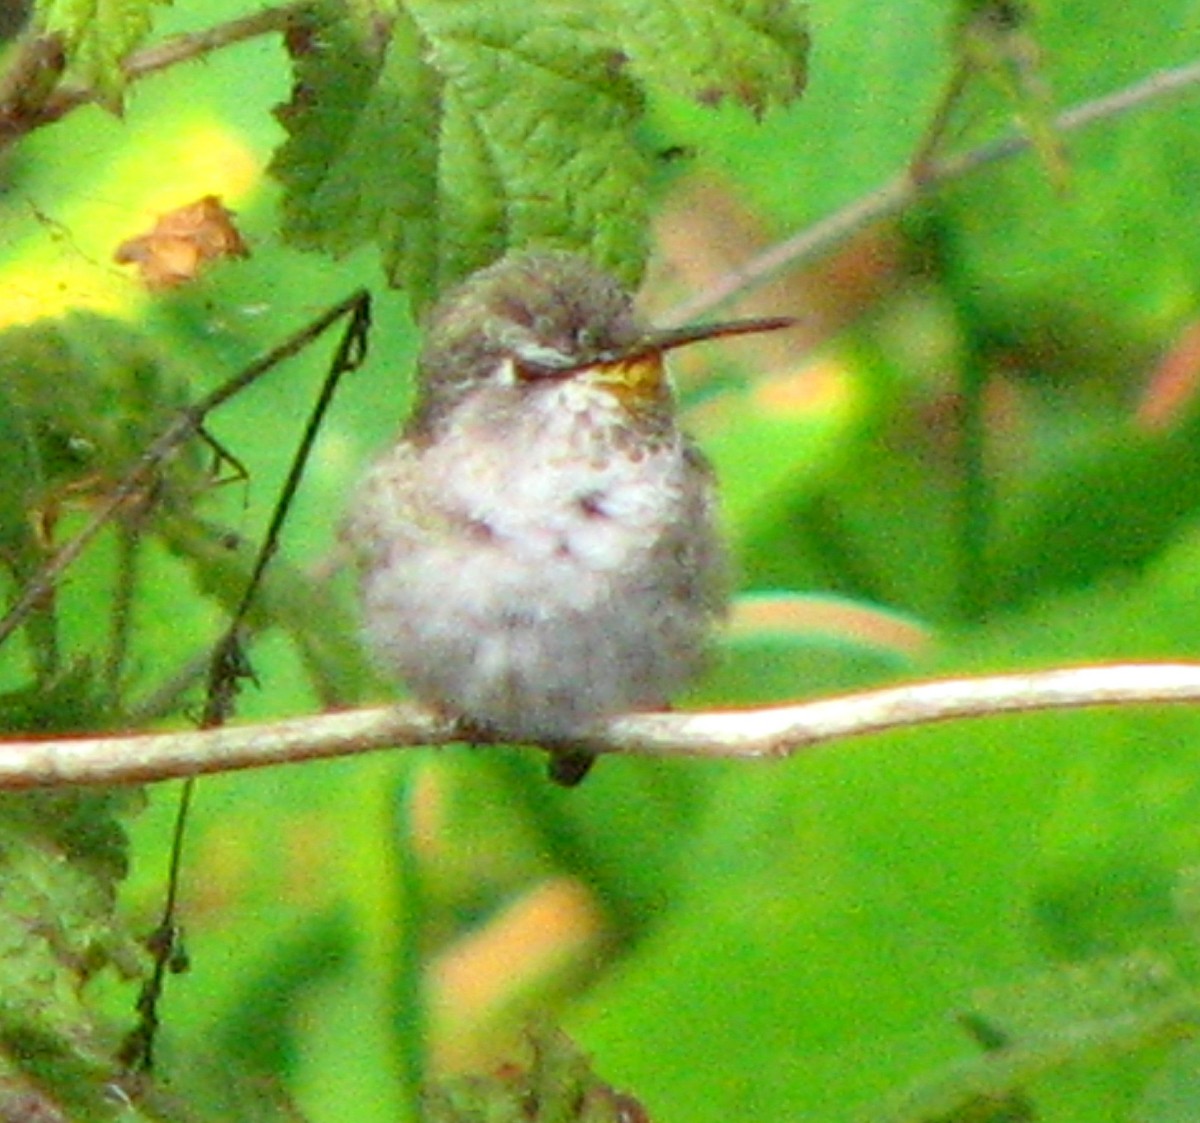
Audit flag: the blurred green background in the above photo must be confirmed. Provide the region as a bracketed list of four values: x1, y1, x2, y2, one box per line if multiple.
[5, 1, 1200, 1121]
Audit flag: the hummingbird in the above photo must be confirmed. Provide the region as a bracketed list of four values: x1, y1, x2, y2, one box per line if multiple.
[345, 250, 790, 784]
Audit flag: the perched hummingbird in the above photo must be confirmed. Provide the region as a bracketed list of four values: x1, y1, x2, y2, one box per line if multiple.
[345, 250, 789, 784]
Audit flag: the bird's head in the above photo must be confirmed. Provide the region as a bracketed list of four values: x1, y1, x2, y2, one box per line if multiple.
[411, 250, 790, 428]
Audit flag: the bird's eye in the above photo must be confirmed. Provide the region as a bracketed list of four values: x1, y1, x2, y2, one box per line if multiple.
[508, 341, 577, 381]
[513, 358, 571, 382]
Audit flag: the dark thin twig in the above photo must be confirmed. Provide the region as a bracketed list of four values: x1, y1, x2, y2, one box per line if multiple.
[118, 290, 372, 1074]
[908, 62, 972, 184]
[198, 292, 371, 730]
[0, 290, 371, 650]
[117, 775, 193, 1074]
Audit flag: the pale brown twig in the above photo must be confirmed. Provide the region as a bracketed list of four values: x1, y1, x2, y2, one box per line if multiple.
[0, 3, 309, 145]
[1, 662, 1199, 789]
[664, 56, 1200, 324]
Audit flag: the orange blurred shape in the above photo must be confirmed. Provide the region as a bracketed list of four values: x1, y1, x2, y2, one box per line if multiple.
[429, 877, 607, 1070]
[114, 194, 249, 289]
[1137, 318, 1200, 432]
[750, 355, 850, 418]
[729, 592, 934, 660]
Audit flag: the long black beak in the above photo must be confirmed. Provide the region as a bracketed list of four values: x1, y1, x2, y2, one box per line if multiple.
[548, 316, 795, 378]
[642, 316, 795, 355]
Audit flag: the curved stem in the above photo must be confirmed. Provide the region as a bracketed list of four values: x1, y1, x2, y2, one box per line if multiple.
[2, 661, 1199, 788]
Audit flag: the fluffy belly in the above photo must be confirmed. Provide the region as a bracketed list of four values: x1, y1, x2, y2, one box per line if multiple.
[350, 384, 724, 741]
[360, 493, 711, 740]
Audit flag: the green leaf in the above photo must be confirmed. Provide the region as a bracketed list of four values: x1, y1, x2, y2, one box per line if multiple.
[272, 0, 810, 309]
[600, 0, 809, 115]
[33, 0, 166, 107]
[273, 1, 648, 310]
[1140, 1040, 1200, 1123]
[0, 773, 317, 1123]
[0, 789, 146, 1118]
[986, 417, 1200, 613]
[710, 591, 931, 705]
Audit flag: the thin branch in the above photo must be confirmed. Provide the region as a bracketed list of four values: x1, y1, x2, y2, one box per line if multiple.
[0, 290, 369, 648]
[0, 3, 310, 145]
[121, 3, 310, 80]
[664, 57, 1200, 324]
[3, 662, 1200, 789]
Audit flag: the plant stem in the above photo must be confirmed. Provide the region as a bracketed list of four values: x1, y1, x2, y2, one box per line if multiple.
[664, 57, 1200, 324]
[4, 662, 1200, 787]
[0, 3, 310, 145]
[0, 290, 370, 649]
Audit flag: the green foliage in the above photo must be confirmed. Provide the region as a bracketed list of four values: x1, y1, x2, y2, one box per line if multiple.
[597, 0, 809, 114]
[941, 0, 1068, 188]
[873, 953, 1200, 1122]
[0, 308, 372, 726]
[0, 781, 324, 1122]
[940, 0, 1200, 336]
[425, 1028, 644, 1123]
[272, 0, 808, 310]
[33, 0, 167, 105]
[0, 314, 205, 699]
[0, 789, 145, 1119]
[2, 0, 1200, 1122]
